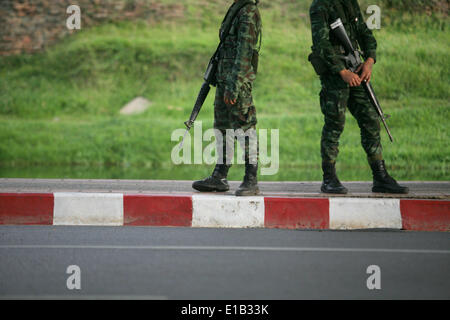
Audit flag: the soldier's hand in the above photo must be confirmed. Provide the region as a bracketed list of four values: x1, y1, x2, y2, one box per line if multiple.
[339, 69, 361, 87]
[356, 58, 375, 82]
[224, 91, 237, 105]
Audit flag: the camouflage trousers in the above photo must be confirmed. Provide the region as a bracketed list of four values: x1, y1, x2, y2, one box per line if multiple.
[319, 79, 383, 164]
[214, 82, 258, 165]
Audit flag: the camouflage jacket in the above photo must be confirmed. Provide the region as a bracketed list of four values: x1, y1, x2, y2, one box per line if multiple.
[310, 0, 377, 75]
[217, 0, 262, 100]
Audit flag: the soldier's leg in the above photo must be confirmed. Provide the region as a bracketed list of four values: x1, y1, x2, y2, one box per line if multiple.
[348, 86, 408, 193]
[229, 82, 260, 196]
[229, 83, 258, 160]
[319, 87, 349, 194]
[214, 86, 236, 167]
[320, 88, 348, 162]
[192, 85, 231, 192]
[347, 86, 383, 162]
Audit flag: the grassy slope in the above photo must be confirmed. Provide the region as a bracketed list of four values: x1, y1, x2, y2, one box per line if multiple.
[0, 0, 449, 181]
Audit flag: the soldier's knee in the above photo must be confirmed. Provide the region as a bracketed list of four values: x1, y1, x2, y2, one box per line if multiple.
[360, 117, 381, 137]
[324, 115, 345, 135]
[320, 91, 347, 127]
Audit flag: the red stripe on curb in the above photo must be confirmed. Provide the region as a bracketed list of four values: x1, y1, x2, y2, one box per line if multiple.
[264, 198, 329, 229]
[400, 199, 450, 231]
[123, 195, 192, 227]
[0, 193, 54, 225]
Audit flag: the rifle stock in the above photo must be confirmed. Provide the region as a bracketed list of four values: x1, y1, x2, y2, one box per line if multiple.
[184, 82, 211, 130]
[183, 51, 219, 131]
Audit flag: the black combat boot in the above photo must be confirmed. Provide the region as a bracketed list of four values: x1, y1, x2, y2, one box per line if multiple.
[321, 162, 348, 194]
[235, 164, 260, 196]
[192, 164, 231, 192]
[370, 160, 409, 194]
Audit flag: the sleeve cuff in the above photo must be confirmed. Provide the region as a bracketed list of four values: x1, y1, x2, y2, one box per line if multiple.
[330, 63, 346, 75]
[366, 51, 377, 63]
[225, 82, 239, 100]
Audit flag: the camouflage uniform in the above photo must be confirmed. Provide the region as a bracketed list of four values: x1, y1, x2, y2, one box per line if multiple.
[310, 0, 383, 164]
[214, 0, 262, 165]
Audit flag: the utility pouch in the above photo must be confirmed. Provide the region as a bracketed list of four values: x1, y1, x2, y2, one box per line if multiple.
[308, 52, 328, 76]
[252, 49, 259, 74]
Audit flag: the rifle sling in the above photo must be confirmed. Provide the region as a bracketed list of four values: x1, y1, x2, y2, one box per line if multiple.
[213, 0, 256, 58]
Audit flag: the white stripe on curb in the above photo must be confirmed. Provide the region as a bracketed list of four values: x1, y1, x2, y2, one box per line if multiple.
[192, 195, 265, 228]
[329, 198, 402, 230]
[53, 193, 124, 226]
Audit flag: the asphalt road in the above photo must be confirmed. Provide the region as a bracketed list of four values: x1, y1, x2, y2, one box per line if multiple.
[0, 226, 449, 299]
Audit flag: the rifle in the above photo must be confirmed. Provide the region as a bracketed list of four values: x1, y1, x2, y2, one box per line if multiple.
[330, 18, 394, 142]
[177, 44, 219, 150]
[183, 51, 218, 132]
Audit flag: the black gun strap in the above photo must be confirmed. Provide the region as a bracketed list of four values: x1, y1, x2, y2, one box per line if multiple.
[220, 0, 255, 41]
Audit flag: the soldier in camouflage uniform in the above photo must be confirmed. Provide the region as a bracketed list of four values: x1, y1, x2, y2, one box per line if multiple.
[192, 0, 262, 196]
[309, 0, 408, 194]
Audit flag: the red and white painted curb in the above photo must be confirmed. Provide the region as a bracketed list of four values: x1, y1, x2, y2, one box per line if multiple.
[0, 193, 449, 231]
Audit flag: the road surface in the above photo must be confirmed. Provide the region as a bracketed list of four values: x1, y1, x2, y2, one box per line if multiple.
[1, 226, 449, 299]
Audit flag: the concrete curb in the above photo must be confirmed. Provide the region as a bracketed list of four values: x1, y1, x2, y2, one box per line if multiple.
[0, 193, 449, 231]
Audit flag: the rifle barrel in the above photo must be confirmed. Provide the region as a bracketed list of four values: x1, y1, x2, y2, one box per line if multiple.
[362, 81, 394, 142]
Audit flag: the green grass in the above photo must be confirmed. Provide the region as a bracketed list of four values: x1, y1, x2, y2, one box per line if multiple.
[0, 0, 449, 181]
